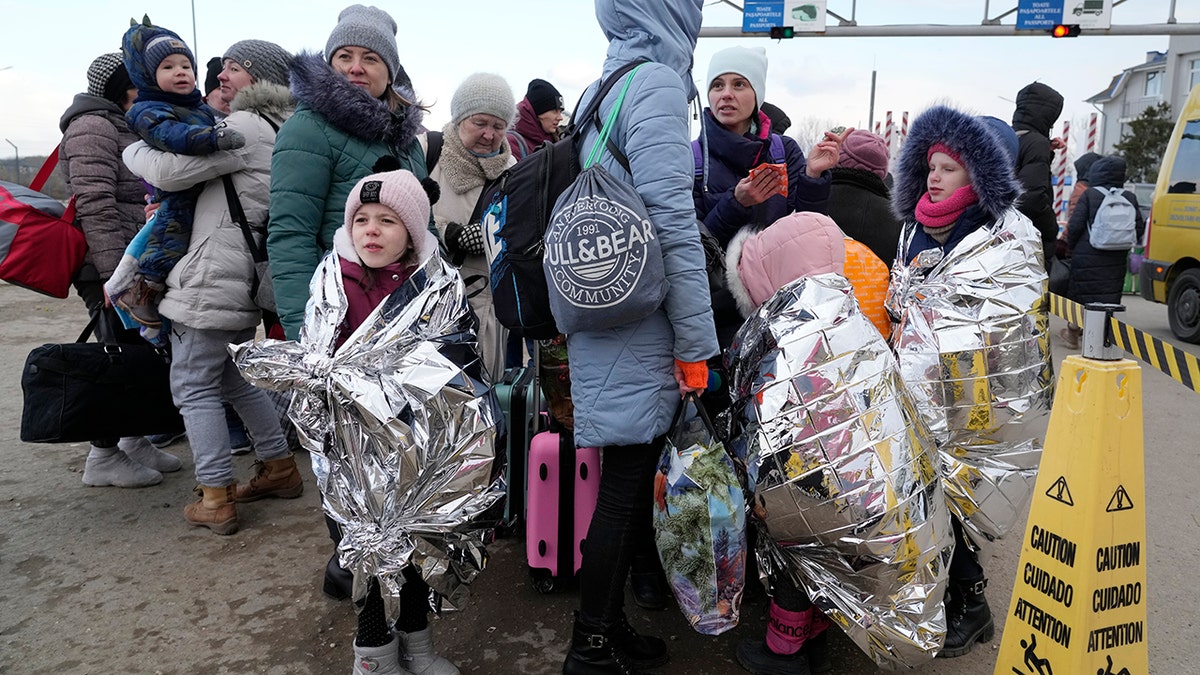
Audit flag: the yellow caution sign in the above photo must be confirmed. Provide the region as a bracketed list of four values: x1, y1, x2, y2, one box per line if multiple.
[994, 355, 1147, 675]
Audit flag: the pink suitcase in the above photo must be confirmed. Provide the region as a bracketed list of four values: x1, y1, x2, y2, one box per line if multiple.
[526, 429, 600, 593]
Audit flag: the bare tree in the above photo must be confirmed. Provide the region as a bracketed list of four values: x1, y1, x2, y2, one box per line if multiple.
[789, 117, 844, 152]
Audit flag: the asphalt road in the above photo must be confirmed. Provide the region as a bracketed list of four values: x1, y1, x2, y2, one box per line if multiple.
[1, 283, 1197, 674]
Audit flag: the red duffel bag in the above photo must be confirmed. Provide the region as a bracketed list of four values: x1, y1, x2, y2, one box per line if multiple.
[0, 147, 85, 298]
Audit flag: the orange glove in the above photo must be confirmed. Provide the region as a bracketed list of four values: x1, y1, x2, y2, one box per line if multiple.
[674, 359, 709, 391]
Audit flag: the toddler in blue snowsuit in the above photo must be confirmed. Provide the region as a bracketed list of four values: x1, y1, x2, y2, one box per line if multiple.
[113, 17, 244, 327]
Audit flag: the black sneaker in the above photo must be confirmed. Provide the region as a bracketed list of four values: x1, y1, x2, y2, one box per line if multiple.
[229, 425, 253, 456]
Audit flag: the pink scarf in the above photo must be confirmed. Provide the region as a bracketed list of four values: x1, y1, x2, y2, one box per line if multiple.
[914, 184, 979, 230]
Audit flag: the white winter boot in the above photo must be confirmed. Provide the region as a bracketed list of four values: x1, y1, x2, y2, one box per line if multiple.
[352, 635, 407, 675]
[398, 626, 459, 675]
[120, 436, 183, 473]
[82, 444, 162, 487]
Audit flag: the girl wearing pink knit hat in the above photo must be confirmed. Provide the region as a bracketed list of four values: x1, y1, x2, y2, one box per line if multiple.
[236, 169, 497, 675]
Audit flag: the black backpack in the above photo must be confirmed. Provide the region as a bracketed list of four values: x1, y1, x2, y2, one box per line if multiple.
[473, 59, 647, 340]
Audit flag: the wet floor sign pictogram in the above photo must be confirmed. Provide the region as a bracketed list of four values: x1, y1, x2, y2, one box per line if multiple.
[994, 356, 1147, 675]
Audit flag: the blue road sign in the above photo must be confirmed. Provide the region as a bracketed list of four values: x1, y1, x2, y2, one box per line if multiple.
[1017, 0, 1066, 30]
[743, 0, 784, 33]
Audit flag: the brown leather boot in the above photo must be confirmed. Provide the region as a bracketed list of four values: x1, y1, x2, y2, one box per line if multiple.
[235, 454, 303, 502]
[184, 484, 238, 535]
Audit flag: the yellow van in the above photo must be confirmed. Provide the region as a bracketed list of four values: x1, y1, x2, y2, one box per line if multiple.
[1139, 84, 1200, 342]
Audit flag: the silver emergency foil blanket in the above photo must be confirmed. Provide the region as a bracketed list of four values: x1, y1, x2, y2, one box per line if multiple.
[725, 273, 954, 669]
[230, 253, 505, 624]
[885, 208, 1053, 551]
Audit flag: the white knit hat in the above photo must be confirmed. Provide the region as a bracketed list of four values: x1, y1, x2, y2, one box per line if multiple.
[343, 170, 437, 265]
[707, 45, 768, 109]
[450, 72, 516, 126]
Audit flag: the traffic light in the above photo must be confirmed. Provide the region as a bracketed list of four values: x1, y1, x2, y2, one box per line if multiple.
[1051, 24, 1081, 38]
[769, 26, 794, 39]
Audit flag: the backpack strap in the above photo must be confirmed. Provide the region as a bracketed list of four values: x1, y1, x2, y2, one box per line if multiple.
[769, 134, 785, 164]
[585, 63, 647, 174]
[507, 131, 531, 160]
[222, 175, 267, 263]
[569, 58, 649, 175]
[425, 131, 444, 174]
[692, 140, 704, 177]
[30, 145, 61, 192]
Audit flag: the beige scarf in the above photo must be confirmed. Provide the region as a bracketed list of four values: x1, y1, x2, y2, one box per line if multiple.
[438, 122, 512, 195]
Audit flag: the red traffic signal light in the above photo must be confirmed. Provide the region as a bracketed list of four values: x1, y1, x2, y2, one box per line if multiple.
[1051, 24, 1081, 38]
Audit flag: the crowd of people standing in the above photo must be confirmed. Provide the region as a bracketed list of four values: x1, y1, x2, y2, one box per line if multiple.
[43, 1, 1105, 673]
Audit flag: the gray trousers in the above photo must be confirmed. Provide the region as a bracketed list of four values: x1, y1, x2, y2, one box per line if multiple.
[168, 322, 289, 486]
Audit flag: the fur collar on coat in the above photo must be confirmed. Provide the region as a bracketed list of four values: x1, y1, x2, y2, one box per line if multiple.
[229, 81, 294, 126]
[891, 105, 1022, 224]
[288, 52, 423, 150]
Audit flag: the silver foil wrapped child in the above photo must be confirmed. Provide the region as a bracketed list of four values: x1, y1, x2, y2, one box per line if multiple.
[230, 250, 505, 624]
[726, 273, 954, 668]
[886, 208, 1054, 549]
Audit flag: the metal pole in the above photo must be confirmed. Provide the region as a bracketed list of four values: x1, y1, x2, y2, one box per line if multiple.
[5, 138, 17, 185]
[868, 70, 876, 131]
[191, 0, 198, 56]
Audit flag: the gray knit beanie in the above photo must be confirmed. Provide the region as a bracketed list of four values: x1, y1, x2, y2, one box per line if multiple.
[223, 39, 293, 88]
[325, 4, 400, 84]
[450, 73, 516, 126]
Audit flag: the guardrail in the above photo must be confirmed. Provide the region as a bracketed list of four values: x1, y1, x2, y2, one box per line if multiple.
[1048, 292, 1200, 393]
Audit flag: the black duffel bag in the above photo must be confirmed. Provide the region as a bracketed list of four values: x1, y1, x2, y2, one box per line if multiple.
[20, 309, 184, 443]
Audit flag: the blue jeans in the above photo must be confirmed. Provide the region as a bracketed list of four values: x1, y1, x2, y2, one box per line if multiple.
[168, 322, 289, 486]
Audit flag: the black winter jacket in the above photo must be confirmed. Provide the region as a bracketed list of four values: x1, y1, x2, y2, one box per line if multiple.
[1012, 82, 1064, 261]
[1066, 156, 1144, 305]
[827, 167, 901, 268]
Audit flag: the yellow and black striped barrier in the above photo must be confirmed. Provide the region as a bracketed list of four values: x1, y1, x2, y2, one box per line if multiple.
[1048, 292, 1200, 395]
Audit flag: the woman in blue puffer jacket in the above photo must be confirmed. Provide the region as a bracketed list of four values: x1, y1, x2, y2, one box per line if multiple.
[561, 1, 719, 673]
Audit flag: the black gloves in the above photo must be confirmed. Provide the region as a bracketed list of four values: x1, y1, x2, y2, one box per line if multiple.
[443, 221, 485, 257]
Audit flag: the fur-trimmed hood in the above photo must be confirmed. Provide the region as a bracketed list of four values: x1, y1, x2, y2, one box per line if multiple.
[891, 105, 1022, 223]
[229, 80, 295, 127]
[288, 52, 423, 150]
[724, 212, 846, 317]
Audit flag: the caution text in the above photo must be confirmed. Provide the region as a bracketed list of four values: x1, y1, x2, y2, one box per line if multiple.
[1096, 541, 1141, 573]
[1087, 620, 1144, 652]
[1024, 561, 1074, 607]
[1030, 525, 1077, 568]
[1092, 582, 1142, 612]
[1013, 597, 1072, 648]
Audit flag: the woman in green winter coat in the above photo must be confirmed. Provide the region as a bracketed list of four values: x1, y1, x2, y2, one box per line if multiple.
[267, 4, 427, 340]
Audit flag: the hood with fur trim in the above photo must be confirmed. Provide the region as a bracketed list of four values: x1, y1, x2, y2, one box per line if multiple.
[724, 213, 846, 317]
[891, 105, 1022, 223]
[289, 52, 423, 150]
[229, 80, 295, 127]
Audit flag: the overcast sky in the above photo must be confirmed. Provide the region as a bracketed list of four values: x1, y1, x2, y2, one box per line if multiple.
[0, 0, 1196, 162]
